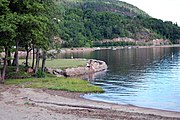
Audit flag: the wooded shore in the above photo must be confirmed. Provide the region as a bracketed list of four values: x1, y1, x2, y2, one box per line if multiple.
[59, 44, 180, 53]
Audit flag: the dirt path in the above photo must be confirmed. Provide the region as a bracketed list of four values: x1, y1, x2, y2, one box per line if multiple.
[0, 85, 180, 120]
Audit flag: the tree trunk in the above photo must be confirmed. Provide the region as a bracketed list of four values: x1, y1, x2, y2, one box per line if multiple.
[25, 49, 29, 67]
[41, 50, 46, 72]
[0, 72, 2, 83]
[0, 48, 8, 83]
[7, 50, 11, 66]
[1, 58, 7, 83]
[32, 46, 35, 69]
[25, 47, 32, 67]
[15, 40, 19, 72]
[12, 52, 17, 66]
[35, 49, 40, 74]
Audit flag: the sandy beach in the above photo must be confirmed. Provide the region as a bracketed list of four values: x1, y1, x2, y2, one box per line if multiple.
[0, 85, 180, 120]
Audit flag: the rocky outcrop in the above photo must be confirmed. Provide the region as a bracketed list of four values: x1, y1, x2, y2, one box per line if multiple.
[45, 59, 108, 77]
[99, 37, 172, 46]
[147, 39, 171, 45]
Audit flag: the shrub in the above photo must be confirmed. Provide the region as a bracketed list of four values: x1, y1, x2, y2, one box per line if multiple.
[36, 69, 46, 78]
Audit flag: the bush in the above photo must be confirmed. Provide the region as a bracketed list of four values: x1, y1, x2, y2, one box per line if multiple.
[36, 69, 46, 78]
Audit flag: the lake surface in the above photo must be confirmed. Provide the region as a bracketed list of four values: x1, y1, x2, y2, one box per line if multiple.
[59, 47, 180, 112]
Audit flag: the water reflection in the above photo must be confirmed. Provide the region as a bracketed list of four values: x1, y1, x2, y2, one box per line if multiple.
[59, 47, 180, 112]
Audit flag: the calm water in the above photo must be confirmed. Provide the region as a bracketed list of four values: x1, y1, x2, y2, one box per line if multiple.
[59, 47, 180, 112]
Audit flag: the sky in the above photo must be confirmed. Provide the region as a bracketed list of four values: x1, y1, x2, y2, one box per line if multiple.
[121, 0, 180, 26]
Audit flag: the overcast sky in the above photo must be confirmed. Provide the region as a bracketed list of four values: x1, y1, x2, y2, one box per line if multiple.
[121, 0, 180, 25]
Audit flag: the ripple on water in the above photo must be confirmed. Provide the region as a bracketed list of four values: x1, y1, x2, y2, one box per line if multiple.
[83, 47, 180, 112]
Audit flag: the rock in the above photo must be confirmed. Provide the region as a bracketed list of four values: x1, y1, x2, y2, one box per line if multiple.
[27, 68, 34, 73]
[45, 67, 54, 74]
[45, 59, 108, 77]
[64, 59, 108, 77]
[51, 69, 64, 77]
[54, 69, 63, 74]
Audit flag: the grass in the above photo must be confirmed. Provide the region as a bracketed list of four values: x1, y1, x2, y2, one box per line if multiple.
[3, 59, 103, 93]
[5, 76, 104, 93]
[19, 59, 87, 69]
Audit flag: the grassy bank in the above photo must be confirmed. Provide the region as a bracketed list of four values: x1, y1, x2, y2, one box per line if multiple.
[3, 59, 104, 93]
[5, 76, 104, 93]
[19, 59, 87, 69]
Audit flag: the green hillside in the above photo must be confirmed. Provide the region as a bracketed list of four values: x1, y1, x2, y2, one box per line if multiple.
[52, 0, 180, 47]
[55, 0, 150, 18]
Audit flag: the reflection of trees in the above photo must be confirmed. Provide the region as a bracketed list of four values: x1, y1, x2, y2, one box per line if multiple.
[101, 47, 175, 74]
[89, 47, 180, 94]
[58, 47, 180, 98]
[57, 47, 179, 77]
[57, 51, 92, 59]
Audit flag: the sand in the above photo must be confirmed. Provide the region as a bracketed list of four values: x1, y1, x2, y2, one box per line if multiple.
[0, 85, 180, 120]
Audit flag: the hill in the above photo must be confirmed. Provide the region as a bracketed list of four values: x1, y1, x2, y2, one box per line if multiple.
[53, 0, 180, 47]
[56, 0, 150, 18]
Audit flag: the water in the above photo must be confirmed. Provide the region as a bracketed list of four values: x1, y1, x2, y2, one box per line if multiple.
[59, 47, 180, 112]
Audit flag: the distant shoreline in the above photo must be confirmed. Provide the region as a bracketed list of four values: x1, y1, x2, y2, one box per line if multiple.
[60, 44, 180, 53]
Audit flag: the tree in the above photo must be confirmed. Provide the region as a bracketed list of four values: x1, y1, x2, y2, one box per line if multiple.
[0, 0, 17, 82]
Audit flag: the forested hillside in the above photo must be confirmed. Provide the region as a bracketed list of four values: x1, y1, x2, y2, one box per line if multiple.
[54, 0, 180, 47]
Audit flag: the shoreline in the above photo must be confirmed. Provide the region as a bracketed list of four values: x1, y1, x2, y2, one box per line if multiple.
[46, 89, 180, 114]
[59, 44, 180, 53]
[1, 85, 180, 120]
[1, 45, 179, 57]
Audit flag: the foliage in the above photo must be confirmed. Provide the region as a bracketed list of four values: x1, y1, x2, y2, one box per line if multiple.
[0, 0, 60, 81]
[36, 69, 46, 78]
[54, 0, 180, 47]
[56, 0, 150, 18]
[141, 18, 180, 43]
[5, 77, 104, 93]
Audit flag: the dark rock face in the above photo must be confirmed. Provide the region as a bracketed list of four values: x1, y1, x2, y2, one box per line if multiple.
[45, 59, 108, 77]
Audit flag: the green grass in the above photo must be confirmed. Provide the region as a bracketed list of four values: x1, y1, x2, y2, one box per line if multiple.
[5, 76, 104, 93]
[19, 59, 87, 69]
[45, 59, 87, 69]
[3, 59, 102, 93]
